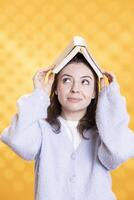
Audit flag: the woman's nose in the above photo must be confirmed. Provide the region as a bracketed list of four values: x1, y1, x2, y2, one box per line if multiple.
[71, 83, 80, 93]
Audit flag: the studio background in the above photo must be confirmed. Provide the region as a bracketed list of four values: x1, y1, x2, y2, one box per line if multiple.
[0, 0, 134, 199]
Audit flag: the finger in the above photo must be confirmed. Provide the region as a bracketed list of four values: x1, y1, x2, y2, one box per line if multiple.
[33, 68, 52, 81]
[34, 70, 49, 78]
[100, 77, 105, 90]
[38, 66, 54, 73]
[103, 71, 116, 83]
[34, 67, 52, 77]
[44, 70, 54, 84]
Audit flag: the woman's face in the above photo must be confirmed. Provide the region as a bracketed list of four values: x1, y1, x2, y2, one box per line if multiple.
[55, 63, 96, 119]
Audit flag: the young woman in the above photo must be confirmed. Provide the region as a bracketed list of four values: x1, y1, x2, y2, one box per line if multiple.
[1, 53, 134, 200]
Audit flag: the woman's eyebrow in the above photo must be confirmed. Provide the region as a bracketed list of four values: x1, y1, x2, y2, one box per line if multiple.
[61, 74, 72, 78]
[81, 76, 93, 80]
[61, 74, 93, 80]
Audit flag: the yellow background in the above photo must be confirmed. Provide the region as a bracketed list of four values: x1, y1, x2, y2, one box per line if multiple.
[0, 0, 134, 199]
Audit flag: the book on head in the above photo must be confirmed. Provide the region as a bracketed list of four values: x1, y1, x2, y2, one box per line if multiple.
[50, 36, 104, 79]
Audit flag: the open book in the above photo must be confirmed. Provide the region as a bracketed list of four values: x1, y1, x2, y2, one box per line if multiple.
[50, 36, 103, 79]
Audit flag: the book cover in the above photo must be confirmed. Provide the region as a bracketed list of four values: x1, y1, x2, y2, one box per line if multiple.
[51, 36, 104, 79]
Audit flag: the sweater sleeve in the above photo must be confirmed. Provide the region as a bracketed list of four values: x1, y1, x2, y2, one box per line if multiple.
[96, 81, 134, 171]
[0, 88, 50, 161]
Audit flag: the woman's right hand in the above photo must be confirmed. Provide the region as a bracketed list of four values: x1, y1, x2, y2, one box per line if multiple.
[32, 67, 54, 94]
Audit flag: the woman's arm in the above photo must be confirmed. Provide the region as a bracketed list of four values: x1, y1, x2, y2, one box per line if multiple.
[96, 73, 134, 171]
[0, 67, 53, 161]
[0, 88, 50, 160]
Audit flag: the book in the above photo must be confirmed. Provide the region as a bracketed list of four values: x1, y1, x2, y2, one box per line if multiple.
[50, 36, 104, 79]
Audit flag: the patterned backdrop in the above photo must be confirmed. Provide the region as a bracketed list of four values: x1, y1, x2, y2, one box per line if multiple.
[0, 0, 134, 199]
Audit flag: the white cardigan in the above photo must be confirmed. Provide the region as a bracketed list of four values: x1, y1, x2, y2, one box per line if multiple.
[1, 81, 134, 200]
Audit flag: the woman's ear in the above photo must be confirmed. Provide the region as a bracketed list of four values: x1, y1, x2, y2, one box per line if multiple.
[55, 90, 58, 95]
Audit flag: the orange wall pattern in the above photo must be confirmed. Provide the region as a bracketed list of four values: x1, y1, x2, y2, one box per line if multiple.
[0, 0, 134, 199]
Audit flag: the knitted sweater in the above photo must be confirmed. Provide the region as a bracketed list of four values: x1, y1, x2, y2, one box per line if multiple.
[1, 81, 134, 200]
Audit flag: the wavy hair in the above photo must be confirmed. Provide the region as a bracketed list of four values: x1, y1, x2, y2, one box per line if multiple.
[45, 53, 99, 139]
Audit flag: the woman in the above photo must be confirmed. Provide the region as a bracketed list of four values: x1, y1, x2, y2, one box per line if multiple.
[1, 53, 134, 200]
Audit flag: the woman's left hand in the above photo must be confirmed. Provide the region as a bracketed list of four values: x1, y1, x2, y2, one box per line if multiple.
[100, 71, 116, 91]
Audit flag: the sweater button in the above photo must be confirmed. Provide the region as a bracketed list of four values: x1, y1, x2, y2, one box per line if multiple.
[71, 152, 76, 160]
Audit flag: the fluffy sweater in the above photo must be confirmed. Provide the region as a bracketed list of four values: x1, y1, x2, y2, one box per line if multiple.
[1, 81, 134, 200]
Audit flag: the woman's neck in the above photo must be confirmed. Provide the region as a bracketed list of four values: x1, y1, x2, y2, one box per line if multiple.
[61, 110, 86, 121]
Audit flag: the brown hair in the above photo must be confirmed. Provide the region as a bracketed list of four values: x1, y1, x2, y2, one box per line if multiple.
[45, 53, 99, 140]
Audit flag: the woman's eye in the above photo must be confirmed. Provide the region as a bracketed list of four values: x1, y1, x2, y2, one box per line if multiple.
[62, 78, 71, 83]
[82, 79, 90, 85]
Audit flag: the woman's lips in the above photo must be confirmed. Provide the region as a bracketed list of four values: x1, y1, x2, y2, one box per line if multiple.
[67, 98, 82, 103]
